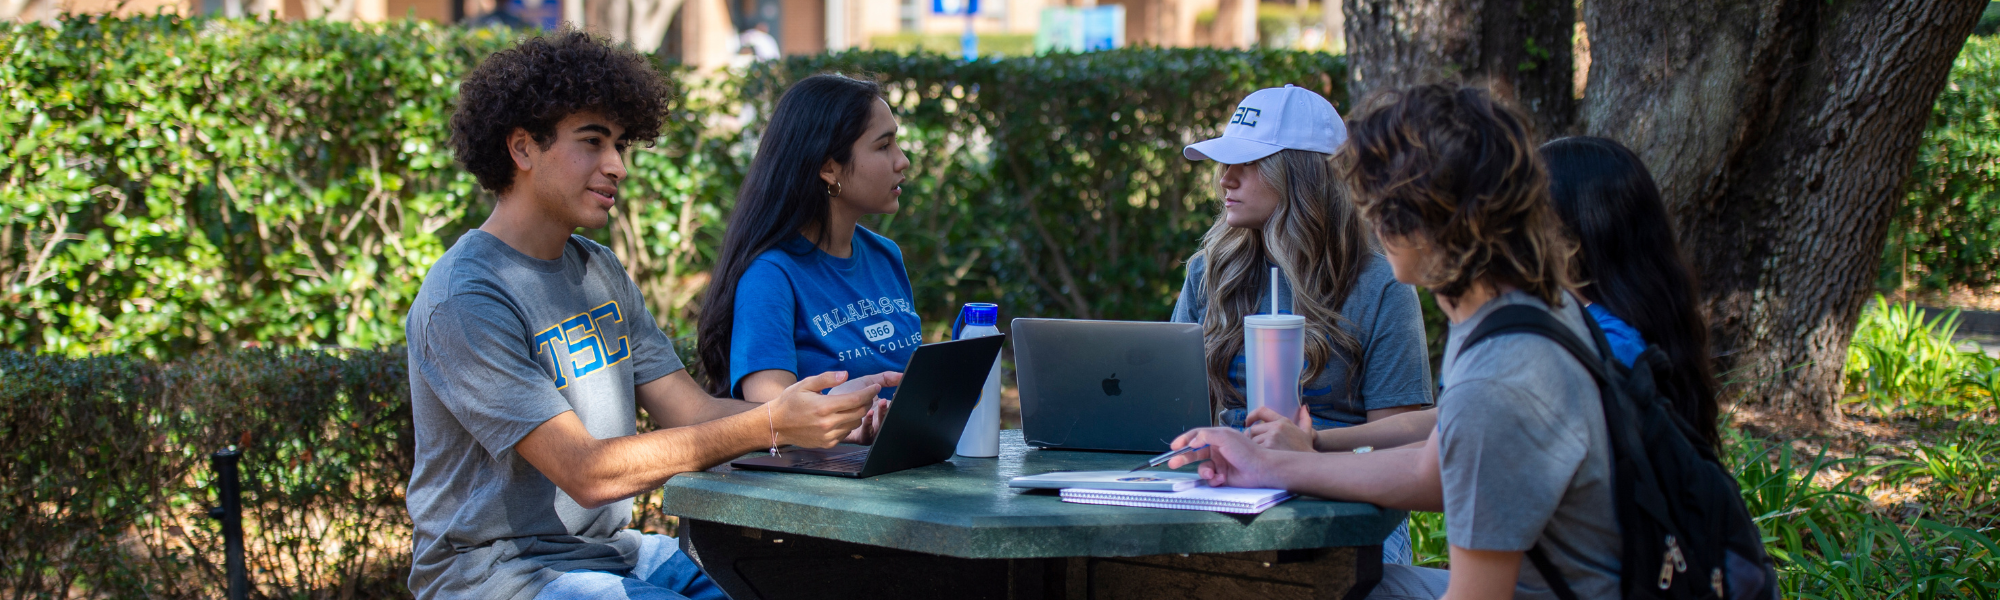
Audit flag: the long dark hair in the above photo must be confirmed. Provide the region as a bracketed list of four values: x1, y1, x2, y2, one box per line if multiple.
[1540, 136, 1720, 451]
[697, 74, 883, 396]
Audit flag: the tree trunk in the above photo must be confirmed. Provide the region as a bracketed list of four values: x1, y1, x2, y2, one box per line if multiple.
[1344, 0, 1983, 426]
[1579, 0, 1983, 424]
[1342, 0, 1577, 134]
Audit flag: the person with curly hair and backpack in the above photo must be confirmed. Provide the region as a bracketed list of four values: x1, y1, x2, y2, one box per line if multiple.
[1167, 84, 1620, 599]
[404, 30, 883, 600]
[1209, 95, 1775, 598]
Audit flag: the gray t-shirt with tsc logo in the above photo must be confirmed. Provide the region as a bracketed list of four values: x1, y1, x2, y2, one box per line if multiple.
[404, 231, 684, 600]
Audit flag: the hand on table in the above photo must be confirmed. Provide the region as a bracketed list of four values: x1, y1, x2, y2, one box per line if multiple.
[1167, 427, 1288, 490]
[769, 371, 877, 449]
[1245, 405, 1316, 452]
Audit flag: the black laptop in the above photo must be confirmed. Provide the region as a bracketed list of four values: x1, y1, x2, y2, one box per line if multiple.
[729, 335, 1005, 478]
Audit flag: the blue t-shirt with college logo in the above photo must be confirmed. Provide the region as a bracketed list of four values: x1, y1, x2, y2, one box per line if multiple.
[728, 225, 923, 399]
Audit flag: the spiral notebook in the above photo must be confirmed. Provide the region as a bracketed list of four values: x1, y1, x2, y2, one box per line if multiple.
[1059, 485, 1294, 515]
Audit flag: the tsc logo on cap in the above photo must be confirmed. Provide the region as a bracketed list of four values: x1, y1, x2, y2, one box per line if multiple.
[1229, 106, 1262, 127]
[1184, 85, 1345, 163]
[863, 321, 895, 343]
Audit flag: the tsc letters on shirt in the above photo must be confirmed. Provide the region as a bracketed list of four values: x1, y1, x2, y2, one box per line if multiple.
[403, 231, 683, 600]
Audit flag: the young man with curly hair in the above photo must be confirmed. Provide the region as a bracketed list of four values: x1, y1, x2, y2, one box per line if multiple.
[405, 30, 894, 600]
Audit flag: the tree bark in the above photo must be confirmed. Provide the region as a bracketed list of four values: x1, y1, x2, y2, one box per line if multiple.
[1343, 0, 1576, 134]
[1579, 0, 1983, 424]
[1344, 0, 1983, 426]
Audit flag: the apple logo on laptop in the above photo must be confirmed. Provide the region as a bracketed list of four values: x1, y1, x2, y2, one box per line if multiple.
[1102, 373, 1122, 397]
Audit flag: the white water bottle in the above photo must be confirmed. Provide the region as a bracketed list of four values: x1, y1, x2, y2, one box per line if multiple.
[953, 303, 1002, 458]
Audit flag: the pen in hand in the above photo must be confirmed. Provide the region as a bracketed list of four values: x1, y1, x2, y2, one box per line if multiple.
[1130, 444, 1209, 472]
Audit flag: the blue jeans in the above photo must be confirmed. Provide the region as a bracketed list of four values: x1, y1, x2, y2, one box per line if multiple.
[1366, 564, 1450, 599]
[534, 533, 728, 600]
[1220, 406, 1415, 566]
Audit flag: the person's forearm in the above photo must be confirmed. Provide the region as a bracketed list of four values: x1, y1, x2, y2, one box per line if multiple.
[1270, 445, 1443, 511]
[640, 371, 765, 430]
[650, 393, 761, 430]
[566, 408, 768, 508]
[1315, 409, 1436, 451]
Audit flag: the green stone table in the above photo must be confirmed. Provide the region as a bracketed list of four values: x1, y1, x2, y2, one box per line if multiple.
[662, 430, 1405, 600]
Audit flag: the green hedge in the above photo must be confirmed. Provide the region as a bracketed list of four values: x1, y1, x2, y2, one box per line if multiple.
[9, 17, 1996, 356]
[0, 16, 1345, 358]
[0, 348, 414, 597]
[1880, 34, 2000, 291]
[0, 18, 728, 357]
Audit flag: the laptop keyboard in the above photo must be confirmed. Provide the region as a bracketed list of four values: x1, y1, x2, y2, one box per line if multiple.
[794, 449, 870, 472]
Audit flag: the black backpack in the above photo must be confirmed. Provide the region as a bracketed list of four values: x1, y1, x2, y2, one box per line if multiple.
[1460, 304, 1779, 600]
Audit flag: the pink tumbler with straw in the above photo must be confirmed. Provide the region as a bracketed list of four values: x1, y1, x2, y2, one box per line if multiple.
[1244, 314, 1305, 421]
[1244, 268, 1303, 421]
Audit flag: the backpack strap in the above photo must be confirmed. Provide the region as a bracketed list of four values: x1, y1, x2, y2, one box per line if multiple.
[1527, 545, 1583, 600]
[1459, 303, 1612, 381]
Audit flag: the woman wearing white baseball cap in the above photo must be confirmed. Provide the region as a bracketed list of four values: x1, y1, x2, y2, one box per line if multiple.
[1168, 84, 1433, 564]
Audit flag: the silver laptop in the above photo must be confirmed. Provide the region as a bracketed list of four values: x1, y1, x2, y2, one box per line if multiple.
[1011, 319, 1212, 453]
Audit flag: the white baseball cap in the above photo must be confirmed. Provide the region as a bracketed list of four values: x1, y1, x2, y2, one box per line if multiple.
[1183, 84, 1347, 164]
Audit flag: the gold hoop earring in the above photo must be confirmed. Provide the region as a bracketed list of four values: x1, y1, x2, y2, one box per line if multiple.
[826, 180, 843, 198]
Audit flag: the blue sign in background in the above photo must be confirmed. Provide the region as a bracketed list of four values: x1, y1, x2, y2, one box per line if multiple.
[1080, 6, 1118, 50]
[932, 0, 979, 15]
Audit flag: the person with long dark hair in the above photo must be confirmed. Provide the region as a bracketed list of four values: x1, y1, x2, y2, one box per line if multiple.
[1540, 136, 1720, 451]
[697, 74, 915, 423]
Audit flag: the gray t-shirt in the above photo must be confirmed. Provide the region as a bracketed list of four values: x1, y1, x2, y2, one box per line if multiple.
[1438, 290, 1621, 599]
[404, 231, 684, 600]
[1170, 253, 1433, 426]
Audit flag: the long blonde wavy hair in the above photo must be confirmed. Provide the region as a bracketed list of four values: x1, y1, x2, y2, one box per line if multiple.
[1194, 148, 1373, 408]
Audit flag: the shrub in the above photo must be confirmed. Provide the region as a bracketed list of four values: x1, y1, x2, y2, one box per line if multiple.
[0, 18, 528, 357]
[1727, 425, 2000, 599]
[0, 348, 414, 598]
[1879, 34, 2000, 292]
[1843, 296, 2000, 419]
[0, 16, 1344, 357]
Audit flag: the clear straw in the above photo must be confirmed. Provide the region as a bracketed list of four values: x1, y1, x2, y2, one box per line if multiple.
[1270, 267, 1279, 315]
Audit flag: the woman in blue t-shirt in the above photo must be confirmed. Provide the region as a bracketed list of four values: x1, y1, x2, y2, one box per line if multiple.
[1541, 136, 1720, 450]
[696, 74, 919, 413]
